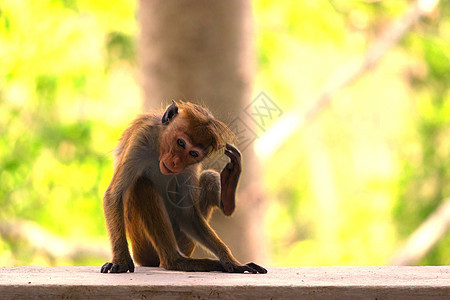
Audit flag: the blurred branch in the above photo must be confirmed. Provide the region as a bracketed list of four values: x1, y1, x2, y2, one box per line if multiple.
[0, 220, 109, 263]
[390, 200, 450, 266]
[256, 0, 440, 159]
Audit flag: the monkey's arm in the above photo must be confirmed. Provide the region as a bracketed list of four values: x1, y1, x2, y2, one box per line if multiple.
[101, 144, 148, 273]
[195, 145, 266, 273]
[220, 144, 241, 216]
[179, 209, 267, 274]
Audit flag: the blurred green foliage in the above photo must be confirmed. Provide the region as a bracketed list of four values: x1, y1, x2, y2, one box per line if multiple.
[0, 0, 139, 265]
[254, 0, 450, 266]
[0, 0, 449, 266]
[394, 12, 450, 264]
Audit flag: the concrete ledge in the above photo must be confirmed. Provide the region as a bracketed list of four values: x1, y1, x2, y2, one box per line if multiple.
[0, 266, 449, 299]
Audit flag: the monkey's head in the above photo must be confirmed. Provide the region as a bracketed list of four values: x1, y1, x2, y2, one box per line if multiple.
[159, 101, 234, 175]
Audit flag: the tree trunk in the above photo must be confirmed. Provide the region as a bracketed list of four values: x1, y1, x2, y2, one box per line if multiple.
[139, 0, 267, 263]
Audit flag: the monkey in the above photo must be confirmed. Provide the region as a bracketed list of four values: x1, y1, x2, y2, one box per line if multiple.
[100, 101, 267, 274]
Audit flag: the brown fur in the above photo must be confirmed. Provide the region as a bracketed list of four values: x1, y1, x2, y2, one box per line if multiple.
[178, 101, 234, 153]
[100, 101, 267, 274]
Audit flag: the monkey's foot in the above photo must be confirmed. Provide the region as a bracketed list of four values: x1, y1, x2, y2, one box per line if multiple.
[246, 262, 268, 274]
[101, 261, 135, 273]
[221, 261, 268, 274]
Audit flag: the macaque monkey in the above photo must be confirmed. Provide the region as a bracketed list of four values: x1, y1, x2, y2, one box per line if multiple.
[101, 101, 267, 274]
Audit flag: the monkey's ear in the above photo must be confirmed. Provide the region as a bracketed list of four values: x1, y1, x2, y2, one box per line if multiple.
[162, 100, 179, 125]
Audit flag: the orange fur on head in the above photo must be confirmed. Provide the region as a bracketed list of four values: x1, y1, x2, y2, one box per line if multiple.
[177, 101, 235, 154]
[158, 101, 234, 175]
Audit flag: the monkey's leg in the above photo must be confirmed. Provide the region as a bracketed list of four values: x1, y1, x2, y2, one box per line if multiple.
[125, 178, 160, 267]
[130, 177, 226, 272]
[174, 230, 196, 258]
[198, 170, 221, 219]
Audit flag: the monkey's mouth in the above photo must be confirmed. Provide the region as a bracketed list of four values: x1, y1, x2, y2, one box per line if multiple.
[161, 162, 175, 175]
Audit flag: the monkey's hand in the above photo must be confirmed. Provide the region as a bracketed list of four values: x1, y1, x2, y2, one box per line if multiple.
[221, 260, 268, 274]
[220, 144, 241, 216]
[100, 256, 135, 273]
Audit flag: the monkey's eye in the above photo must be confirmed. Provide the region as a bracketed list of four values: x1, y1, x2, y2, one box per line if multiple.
[177, 139, 185, 149]
[189, 151, 199, 158]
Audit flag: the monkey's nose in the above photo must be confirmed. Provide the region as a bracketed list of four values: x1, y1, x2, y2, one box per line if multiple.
[172, 156, 181, 167]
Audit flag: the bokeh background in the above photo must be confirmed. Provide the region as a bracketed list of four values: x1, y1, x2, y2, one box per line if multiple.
[0, 0, 449, 267]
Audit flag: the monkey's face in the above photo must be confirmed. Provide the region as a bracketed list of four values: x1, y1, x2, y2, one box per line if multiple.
[159, 129, 206, 175]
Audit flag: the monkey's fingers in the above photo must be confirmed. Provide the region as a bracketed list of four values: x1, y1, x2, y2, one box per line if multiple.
[224, 149, 241, 167]
[111, 263, 132, 273]
[224, 150, 241, 185]
[246, 262, 268, 274]
[100, 262, 113, 273]
[225, 143, 241, 158]
[100, 262, 134, 273]
[233, 264, 258, 274]
[221, 261, 257, 274]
